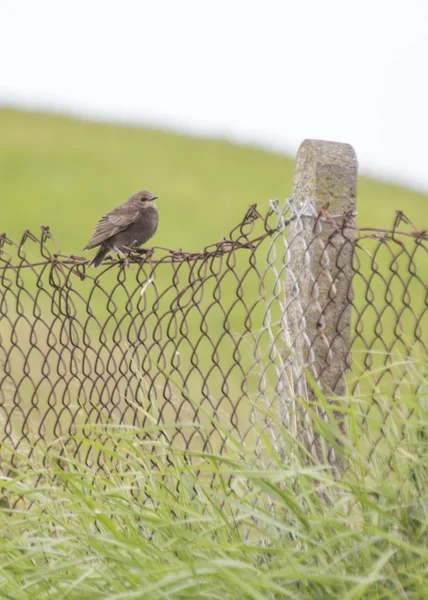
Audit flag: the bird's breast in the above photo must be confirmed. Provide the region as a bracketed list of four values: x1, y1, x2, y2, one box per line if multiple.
[139, 204, 159, 227]
[125, 204, 158, 245]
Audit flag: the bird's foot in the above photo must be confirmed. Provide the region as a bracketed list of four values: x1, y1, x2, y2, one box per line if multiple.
[112, 247, 131, 268]
[122, 246, 154, 261]
[121, 255, 131, 268]
[123, 246, 150, 255]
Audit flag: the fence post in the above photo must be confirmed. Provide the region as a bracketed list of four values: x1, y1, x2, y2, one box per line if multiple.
[282, 139, 358, 463]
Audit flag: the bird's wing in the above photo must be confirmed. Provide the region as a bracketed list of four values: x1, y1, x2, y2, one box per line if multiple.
[84, 205, 139, 249]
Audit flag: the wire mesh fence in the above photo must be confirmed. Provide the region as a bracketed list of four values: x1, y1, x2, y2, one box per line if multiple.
[1, 198, 427, 486]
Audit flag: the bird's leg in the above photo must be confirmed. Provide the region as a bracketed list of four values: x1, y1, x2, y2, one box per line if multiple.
[112, 246, 125, 258]
[130, 248, 150, 255]
[122, 244, 150, 259]
[112, 246, 130, 267]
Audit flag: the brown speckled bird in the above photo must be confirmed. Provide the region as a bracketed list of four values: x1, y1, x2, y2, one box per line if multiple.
[84, 190, 159, 267]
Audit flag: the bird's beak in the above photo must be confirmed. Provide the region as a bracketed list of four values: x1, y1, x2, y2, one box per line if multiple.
[151, 195, 158, 201]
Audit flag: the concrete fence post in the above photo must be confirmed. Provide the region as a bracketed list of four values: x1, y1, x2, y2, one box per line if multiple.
[282, 139, 358, 463]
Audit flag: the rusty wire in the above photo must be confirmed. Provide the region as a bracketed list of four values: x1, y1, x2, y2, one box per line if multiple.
[0, 201, 427, 484]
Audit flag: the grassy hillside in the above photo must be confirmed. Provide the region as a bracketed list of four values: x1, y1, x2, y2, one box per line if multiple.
[1, 108, 427, 254]
[1, 110, 427, 597]
[1, 108, 427, 432]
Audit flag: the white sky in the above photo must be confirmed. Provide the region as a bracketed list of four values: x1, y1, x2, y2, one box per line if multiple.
[1, 0, 428, 192]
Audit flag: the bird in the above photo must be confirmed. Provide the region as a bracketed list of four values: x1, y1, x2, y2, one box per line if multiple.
[84, 189, 159, 267]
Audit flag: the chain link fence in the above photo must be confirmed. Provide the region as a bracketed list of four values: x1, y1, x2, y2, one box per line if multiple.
[1, 199, 427, 476]
[1, 140, 427, 492]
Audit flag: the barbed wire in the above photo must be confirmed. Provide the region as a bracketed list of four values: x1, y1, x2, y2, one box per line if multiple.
[2, 203, 425, 270]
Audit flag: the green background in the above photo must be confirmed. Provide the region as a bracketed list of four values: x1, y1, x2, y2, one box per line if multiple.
[0, 108, 427, 458]
[1, 108, 427, 252]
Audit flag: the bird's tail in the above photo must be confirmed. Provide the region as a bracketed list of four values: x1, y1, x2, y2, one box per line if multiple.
[88, 246, 109, 268]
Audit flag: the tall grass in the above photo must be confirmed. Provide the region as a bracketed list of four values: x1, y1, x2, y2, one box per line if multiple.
[1, 360, 428, 599]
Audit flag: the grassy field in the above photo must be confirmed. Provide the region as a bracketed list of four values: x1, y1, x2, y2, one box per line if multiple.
[1, 366, 428, 599]
[1, 110, 428, 598]
[1, 107, 428, 253]
[1, 108, 427, 460]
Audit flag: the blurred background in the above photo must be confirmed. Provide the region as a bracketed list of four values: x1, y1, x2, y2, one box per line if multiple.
[1, 0, 428, 254]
